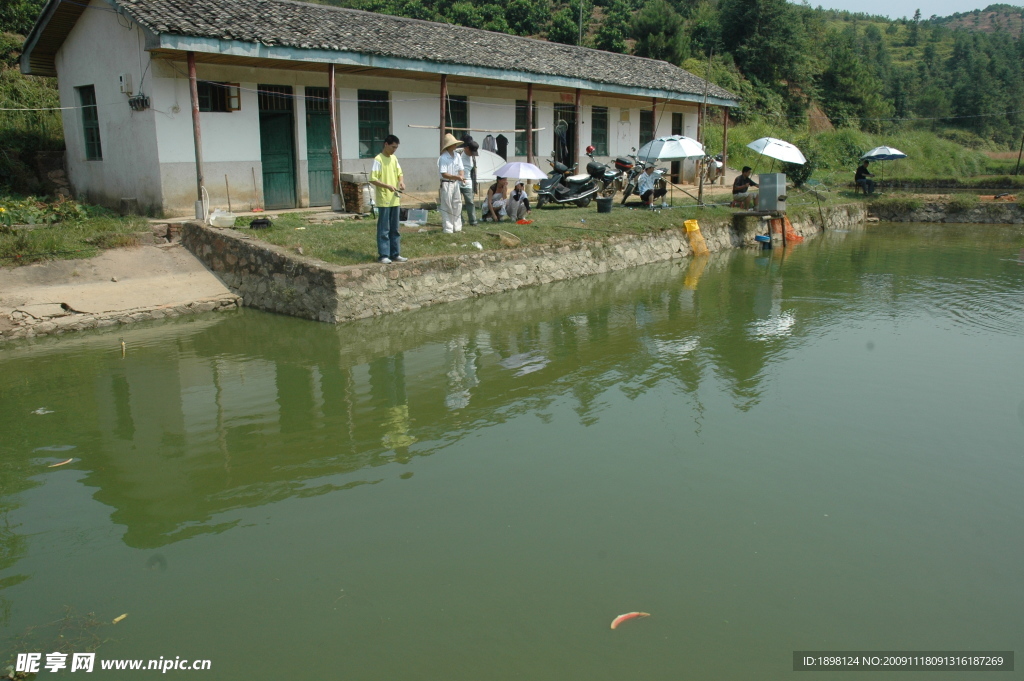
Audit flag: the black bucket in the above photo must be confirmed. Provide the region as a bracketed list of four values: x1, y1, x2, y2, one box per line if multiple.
[596, 197, 613, 213]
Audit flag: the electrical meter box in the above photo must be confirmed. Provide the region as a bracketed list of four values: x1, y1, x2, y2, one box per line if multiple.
[118, 73, 133, 95]
[758, 173, 786, 212]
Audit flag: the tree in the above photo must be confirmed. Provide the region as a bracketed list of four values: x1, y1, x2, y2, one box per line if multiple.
[0, 0, 44, 35]
[817, 31, 894, 132]
[907, 8, 921, 46]
[445, 1, 484, 28]
[687, 0, 722, 55]
[594, 0, 631, 53]
[719, 0, 810, 88]
[631, 0, 689, 64]
[548, 8, 579, 45]
[507, 0, 548, 36]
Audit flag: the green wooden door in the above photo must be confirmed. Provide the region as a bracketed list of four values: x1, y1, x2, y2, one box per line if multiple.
[258, 85, 296, 210]
[305, 87, 333, 207]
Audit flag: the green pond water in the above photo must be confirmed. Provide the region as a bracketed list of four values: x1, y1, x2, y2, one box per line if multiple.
[2, 223, 1023, 679]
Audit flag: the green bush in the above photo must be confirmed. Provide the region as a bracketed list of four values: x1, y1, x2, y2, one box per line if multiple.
[946, 193, 980, 212]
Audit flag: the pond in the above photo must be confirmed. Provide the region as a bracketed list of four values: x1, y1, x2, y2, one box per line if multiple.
[2, 223, 1023, 679]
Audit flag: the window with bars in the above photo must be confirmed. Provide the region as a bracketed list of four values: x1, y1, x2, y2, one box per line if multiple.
[514, 100, 538, 156]
[258, 85, 294, 112]
[198, 82, 240, 112]
[77, 85, 102, 160]
[640, 109, 655, 146]
[305, 87, 330, 113]
[358, 90, 390, 159]
[446, 95, 468, 134]
[590, 106, 608, 156]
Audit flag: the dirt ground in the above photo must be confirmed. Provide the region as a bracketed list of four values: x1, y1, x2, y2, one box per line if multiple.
[0, 242, 233, 318]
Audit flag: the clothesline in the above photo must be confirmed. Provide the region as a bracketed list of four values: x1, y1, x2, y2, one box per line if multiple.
[406, 124, 546, 133]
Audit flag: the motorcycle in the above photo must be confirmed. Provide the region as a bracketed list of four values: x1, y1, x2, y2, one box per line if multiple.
[534, 156, 600, 208]
[584, 145, 624, 198]
[619, 149, 667, 204]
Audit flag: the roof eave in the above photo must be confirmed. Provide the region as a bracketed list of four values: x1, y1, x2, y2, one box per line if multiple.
[158, 34, 740, 107]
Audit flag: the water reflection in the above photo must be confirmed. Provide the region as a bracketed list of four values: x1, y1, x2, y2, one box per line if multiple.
[0, 223, 1022, 562]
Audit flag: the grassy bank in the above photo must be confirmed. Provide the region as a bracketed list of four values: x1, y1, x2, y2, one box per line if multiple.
[0, 194, 149, 265]
[703, 122, 1009, 187]
[230, 190, 846, 266]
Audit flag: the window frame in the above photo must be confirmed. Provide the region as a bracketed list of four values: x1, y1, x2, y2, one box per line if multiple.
[590, 106, 608, 156]
[640, 109, 655, 146]
[198, 82, 241, 112]
[515, 100, 538, 157]
[357, 89, 390, 159]
[76, 85, 102, 161]
[445, 95, 468, 135]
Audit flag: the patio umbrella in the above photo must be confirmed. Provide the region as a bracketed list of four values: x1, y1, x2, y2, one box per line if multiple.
[492, 161, 548, 180]
[859, 146, 907, 188]
[637, 135, 705, 161]
[746, 137, 807, 165]
[861, 146, 907, 161]
[473, 150, 510, 182]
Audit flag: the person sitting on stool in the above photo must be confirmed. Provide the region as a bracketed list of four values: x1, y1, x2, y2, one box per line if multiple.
[731, 166, 758, 209]
[638, 165, 666, 208]
[855, 160, 876, 195]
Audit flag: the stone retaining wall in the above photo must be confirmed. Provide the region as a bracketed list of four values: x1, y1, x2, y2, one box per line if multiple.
[183, 204, 866, 324]
[0, 295, 239, 341]
[870, 201, 1024, 224]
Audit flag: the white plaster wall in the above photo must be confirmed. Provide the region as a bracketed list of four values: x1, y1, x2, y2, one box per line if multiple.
[55, 0, 162, 212]
[56, 36, 725, 213]
[151, 62, 334, 213]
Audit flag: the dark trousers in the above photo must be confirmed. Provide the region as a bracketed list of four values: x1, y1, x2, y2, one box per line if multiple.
[460, 186, 477, 225]
[376, 205, 401, 258]
[641, 188, 667, 205]
[856, 178, 875, 194]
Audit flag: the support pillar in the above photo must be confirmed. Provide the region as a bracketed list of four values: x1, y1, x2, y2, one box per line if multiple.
[574, 88, 582, 170]
[526, 83, 534, 165]
[187, 51, 205, 220]
[439, 74, 448, 148]
[328, 64, 344, 211]
[722, 107, 730, 185]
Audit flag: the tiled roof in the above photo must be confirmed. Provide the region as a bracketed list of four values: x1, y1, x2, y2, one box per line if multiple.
[116, 0, 738, 102]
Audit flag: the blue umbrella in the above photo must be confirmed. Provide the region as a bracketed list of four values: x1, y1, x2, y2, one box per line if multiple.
[861, 146, 907, 161]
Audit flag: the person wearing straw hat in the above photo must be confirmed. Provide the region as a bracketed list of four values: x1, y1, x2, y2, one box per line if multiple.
[438, 133, 465, 233]
[369, 134, 406, 264]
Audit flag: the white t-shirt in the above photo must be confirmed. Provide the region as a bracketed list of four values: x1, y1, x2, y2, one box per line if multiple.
[438, 151, 464, 180]
[457, 149, 475, 189]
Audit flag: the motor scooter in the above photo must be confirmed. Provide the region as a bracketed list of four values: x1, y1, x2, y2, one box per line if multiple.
[534, 157, 600, 208]
[584, 146, 624, 197]
[619, 149, 667, 204]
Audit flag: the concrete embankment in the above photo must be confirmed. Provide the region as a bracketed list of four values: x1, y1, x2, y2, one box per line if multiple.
[870, 200, 1024, 224]
[0, 243, 239, 341]
[182, 204, 866, 324]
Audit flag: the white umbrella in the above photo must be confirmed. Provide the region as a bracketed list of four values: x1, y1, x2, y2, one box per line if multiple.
[492, 161, 548, 180]
[473, 149, 509, 182]
[861, 146, 907, 161]
[637, 135, 705, 161]
[747, 137, 807, 165]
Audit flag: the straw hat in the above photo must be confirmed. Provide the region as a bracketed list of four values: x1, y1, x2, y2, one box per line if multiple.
[440, 132, 461, 152]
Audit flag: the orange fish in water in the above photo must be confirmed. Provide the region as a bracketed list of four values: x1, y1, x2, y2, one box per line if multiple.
[610, 612, 650, 629]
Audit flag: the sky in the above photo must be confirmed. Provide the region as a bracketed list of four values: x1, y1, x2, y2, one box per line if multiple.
[795, 0, 1014, 20]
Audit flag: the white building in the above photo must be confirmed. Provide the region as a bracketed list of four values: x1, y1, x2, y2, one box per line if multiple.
[22, 0, 739, 216]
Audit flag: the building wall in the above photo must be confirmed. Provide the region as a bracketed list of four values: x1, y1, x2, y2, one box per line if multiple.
[55, 0, 163, 213]
[54, 12, 715, 216]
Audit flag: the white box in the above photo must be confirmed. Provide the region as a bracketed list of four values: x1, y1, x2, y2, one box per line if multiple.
[758, 173, 786, 211]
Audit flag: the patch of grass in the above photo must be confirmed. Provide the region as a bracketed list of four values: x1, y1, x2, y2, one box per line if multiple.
[229, 191, 847, 266]
[947, 193, 980, 212]
[868, 196, 923, 212]
[0, 200, 150, 265]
